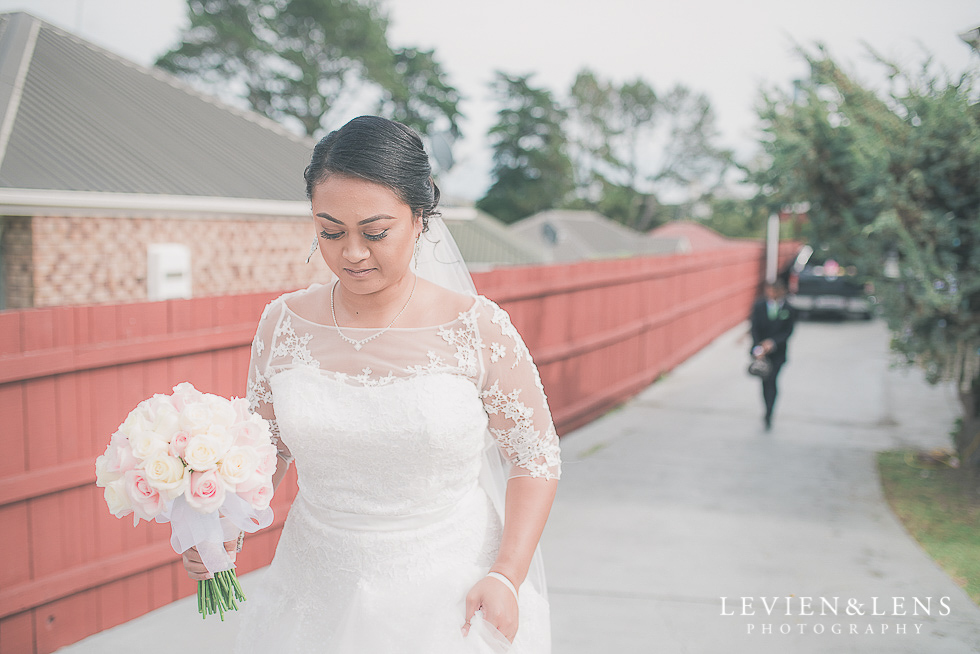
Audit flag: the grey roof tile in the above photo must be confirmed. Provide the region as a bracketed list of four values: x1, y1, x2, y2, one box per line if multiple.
[510, 209, 685, 262]
[443, 208, 544, 268]
[0, 12, 314, 200]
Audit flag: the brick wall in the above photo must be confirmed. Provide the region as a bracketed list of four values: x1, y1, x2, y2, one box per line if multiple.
[22, 214, 324, 308]
[1, 216, 34, 309]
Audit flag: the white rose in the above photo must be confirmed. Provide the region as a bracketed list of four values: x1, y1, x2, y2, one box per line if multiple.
[205, 424, 234, 460]
[204, 394, 237, 428]
[95, 454, 121, 487]
[129, 429, 169, 461]
[104, 478, 133, 518]
[179, 401, 212, 435]
[151, 402, 182, 441]
[218, 446, 259, 489]
[118, 406, 151, 438]
[142, 453, 188, 499]
[249, 414, 272, 440]
[183, 434, 223, 472]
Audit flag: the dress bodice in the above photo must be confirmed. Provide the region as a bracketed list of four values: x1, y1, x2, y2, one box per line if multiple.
[246, 284, 561, 500]
[272, 370, 488, 514]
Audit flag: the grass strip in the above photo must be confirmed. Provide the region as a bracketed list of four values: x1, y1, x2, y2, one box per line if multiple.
[877, 449, 980, 605]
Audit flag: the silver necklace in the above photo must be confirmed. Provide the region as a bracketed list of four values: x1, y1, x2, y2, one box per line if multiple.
[330, 276, 417, 350]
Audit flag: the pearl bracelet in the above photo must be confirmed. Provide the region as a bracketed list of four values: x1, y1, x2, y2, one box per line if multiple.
[486, 571, 519, 601]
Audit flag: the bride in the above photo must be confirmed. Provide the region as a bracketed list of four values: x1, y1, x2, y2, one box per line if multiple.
[182, 116, 561, 652]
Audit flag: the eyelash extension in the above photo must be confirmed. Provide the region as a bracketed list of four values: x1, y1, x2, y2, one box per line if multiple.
[319, 229, 389, 241]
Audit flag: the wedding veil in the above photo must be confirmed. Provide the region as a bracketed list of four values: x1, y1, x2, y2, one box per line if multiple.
[411, 215, 550, 607]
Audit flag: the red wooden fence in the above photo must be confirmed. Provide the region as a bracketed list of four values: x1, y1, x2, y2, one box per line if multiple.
[0, 242, 795, 653]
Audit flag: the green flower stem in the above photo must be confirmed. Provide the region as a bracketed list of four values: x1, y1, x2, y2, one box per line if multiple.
[197, 569, 247, 620]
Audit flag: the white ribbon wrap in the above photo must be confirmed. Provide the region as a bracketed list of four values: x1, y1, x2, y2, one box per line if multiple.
[164, 493, 274, 574]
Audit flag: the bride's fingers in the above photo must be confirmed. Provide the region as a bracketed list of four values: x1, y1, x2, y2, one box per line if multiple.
[183, 546, 203, 568]
[462, 579, 519, 642]
[462, 588, 482, 635]
[182, 549, 212, 580]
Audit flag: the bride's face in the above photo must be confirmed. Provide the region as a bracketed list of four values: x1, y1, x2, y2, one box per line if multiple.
[311, 174, 422, 295]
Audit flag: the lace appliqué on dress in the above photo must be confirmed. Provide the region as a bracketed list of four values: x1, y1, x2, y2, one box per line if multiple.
[481, 381, 561, 480]
[273, 316, 319, 369]
[489, 303, 530, 369]
[437, 309, 483, 378]
[247, 365, 291, 462]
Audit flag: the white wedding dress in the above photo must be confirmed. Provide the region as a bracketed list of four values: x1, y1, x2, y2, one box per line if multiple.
[235, 284, 562, 653]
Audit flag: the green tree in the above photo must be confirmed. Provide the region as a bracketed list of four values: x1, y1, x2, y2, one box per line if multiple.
[615, 79, 658, 189]
[564, 69, 731, 231]
[701, 196, 768, 239]
[477, 73, 574, 224]
[756, 47, 980, 468]
[565, 71, 657, 227]
[566, 70, 617, 196]
[653, 85, 731, 200]
[157, 0, 461, 139]
[379, 47, 462, 141]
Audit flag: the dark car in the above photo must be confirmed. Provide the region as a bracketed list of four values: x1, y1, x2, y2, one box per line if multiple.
[786, 246, 874, 319]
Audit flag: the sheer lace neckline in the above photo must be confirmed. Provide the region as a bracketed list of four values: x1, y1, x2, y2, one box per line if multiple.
[282, 284, 481, 332]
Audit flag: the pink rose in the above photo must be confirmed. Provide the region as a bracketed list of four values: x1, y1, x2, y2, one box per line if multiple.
[254, 443, 279, 477]
[236, 476, 274, 512]
[231, 397, 252, 423]
[185, 470, 227, 513]
[124, 469, 166, 520]
[170, 382, 202, 411]
[169, 431, 191, 459]
[104, 434, 139, 474]
[227, 417, 270, 448]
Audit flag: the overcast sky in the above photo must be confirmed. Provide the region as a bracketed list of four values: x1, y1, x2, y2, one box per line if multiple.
[2, 0, 977, 200]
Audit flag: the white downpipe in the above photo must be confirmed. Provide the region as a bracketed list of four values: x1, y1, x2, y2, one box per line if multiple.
[765, 213, 780, 283]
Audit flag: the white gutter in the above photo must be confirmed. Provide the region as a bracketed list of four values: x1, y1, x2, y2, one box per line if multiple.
[0, 188, 311, 219]
[0, 188, 482, 221]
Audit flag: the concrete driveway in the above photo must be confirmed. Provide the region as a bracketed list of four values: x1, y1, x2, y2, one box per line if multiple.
[545, 318, 980, 653]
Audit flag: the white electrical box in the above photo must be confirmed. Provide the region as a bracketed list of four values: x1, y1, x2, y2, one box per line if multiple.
[147, 243, 192, 301]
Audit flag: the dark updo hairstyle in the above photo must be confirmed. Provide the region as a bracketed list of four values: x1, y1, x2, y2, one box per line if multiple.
[304, 116, 440, 232]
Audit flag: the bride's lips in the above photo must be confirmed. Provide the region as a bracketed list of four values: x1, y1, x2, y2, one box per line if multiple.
[344, 267, 376, 278]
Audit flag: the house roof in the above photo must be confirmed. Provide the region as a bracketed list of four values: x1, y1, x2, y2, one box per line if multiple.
[647, 220, 737, 251]
[509, 209, 688, 262]
[0, 11, 314, 201]
[441, 206, 544, 270]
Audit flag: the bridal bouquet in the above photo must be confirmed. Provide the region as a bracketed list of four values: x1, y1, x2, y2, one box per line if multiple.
[95, 382, 276, 619]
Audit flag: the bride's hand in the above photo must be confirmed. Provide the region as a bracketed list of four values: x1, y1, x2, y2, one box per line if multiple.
[462, 575, 519, 642]
[181, 539, 238, 581]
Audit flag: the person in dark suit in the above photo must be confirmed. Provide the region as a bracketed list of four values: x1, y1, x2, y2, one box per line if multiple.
[750, 279, 797, 430]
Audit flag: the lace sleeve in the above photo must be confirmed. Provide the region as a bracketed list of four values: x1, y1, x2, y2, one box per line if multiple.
[476, 298, 561, 480]
[246, 299, 293, 463]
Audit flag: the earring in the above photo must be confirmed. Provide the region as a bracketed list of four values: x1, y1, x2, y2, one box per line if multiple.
[305, 238, 318, 264]
[413, 235, 421, 267]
